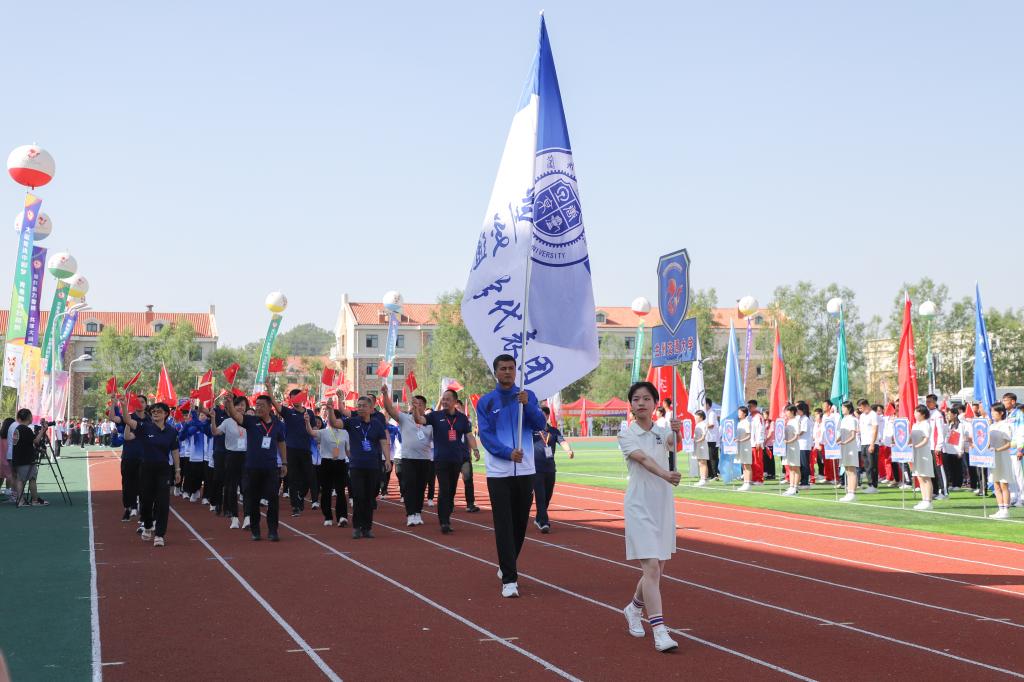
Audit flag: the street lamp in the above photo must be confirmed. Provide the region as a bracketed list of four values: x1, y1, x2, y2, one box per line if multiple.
[630, 296, 651, 383]
[64, 352, 92, 423]
[919, 300, 937, 395]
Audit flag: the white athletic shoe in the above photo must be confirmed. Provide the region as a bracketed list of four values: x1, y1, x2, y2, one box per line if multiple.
[229, 517, 240, 529]
[209, 504, 216, 512]
[934, 493, 948, 501]
[990, 509, 1010, 520]
[694, 479, 707, 487]
[623, 603, 645, 637]
[913, 500, 933, 511]
[899, 483, 913, 490]
[1014, 500, 1024, 508]
[501, 582, 520, 598]
[407, 515, 417, 527]
[242, 516, 251, 529]
[181, 491, 189, 499]
[324, 519, 333, 527]
[259, 498, 268, 507]
[414, 514, 423, 525]
[141, 528, 154, 541]
[863, 486, 878, 494]
[737, 483, 751, 492]
[282, 491, 289, 498]
[427, 499, 435, 507]
[839, 493, 856, 503]
[497, 568, 503, 580]
[130, 508, 138, 518]
[201, 497, 209, 505]
[652, 625, 678, 652]
[190, 492, 201, 503]
[153, 536, 165, 547]
[312, 502, 320, 510]
[782, 487, 797, 496]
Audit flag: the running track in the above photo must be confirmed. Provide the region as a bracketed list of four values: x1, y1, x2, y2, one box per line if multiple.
[88, 451, 1024, 680]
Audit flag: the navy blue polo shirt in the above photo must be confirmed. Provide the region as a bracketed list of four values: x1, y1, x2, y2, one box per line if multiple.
[343, 416, 387, 470]
[212, 406, 228, 453]
[138, 421, 179, 465]
[424, 410, 472, 464]
[241, 415, 285, 469]
[121, 412, 150, 461]
[278, 405, 314, 450]
[533, 425, 564, 473]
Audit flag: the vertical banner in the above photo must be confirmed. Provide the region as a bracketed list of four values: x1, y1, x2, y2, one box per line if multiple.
[383, 311, 400, 389]
[55, 304, 81, 371]
[18, 345, 43, 414]
[41, 282, 70, 371]
[630, 321, 645, 384]
[26, 246, 47, 347]
[253, 314, 283, 391]
[3, 343, 25, 389]
[742, 318, 753, 385]
[7, 193, 42, 344]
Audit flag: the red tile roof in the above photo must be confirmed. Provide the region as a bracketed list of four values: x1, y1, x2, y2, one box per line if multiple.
[348, 302, 442, 326]
[0, 310, 216, 338]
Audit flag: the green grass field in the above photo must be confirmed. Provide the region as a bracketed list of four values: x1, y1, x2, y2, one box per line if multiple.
[549, 438, 1024, 545]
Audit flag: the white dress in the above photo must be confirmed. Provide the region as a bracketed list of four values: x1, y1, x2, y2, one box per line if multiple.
[618, 422, 677, 561]
[990, 421, 1013, 483]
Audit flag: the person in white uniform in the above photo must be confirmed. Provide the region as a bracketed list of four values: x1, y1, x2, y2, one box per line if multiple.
[735, 407, 753, 491]
[782, 405, 802, 495]
[839, 402, 860, 502]
[988, 403, 1014, 519]
[911, 405, 935, 511]
[693, 410, 709, 485]
[619, 381, 682, 653]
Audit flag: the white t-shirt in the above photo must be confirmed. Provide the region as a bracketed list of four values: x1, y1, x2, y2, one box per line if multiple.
[220, 418, 247, 452]
[706, 410, 720, 443]
[858, 411, 878, 446]
[80, 422, 89, 435]
[397, 413, 433, 460]
[315, 427, 350, 461]
[796, 415, 812, 450]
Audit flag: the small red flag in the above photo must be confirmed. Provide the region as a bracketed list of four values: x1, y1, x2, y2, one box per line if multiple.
[443, 378, 463, 393]
[190, 389, 201, 399]
[127, 393, 143, 412]
[964, 402, 976, 418]
[196, 369, 214, 404]
[231, 387, 246, 398]
[157, 364, 177, 406]
[376, 361, 392, 378]
[884, 402, 896, 417]
[290, 389, 309, 406]
[469, 393, 481, 411]
[122, 370, 142, 392]
[268, 357, 285, 373]
[223, 363, 240, 384]
[405, 371, 418, 392]
[345, 390, 359, 403]
[321, 367, 337, 386]
[105, 376, 117, 395]
[401, 386, 408, 403]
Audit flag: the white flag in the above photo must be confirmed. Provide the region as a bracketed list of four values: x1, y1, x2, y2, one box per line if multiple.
[688, 335, 706, 415]
[461, 17, 598, 399]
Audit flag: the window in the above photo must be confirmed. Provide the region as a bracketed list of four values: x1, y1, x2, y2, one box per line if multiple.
[84, 347, 95, 357]
[625, 337, 634, 350]
[392, 390, 402, 403]
[396, 334, 405, 349]
[393, 363, 405, 376]
[190, 346, 203, 362]
[597, 336, 603, 349]
[153, 323, 165, 333]
[85, 322, 100, 333]
[366, 362, 378, 375]
[595, 312, 607, 324]
[755, 315, 764, 325]
[755, 365, 764, 377]
[366, 334, 379, 349]
[757, 388, 768, 398]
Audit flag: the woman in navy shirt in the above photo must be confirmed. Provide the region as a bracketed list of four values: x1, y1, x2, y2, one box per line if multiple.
[224, 394, 288, 541]
[327, 396, 390, 539]
[121, 401, 181, 547]
[531, 406, 574, 533]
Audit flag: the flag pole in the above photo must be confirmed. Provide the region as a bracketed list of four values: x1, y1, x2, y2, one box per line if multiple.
[514, 247, 536, 452]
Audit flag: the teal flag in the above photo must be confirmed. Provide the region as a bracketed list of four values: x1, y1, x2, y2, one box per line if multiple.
[40, 282, 70, 371]
[630, 321, 645, 384]
[253, 314, 283, 390]
[7, 194, 42, 344]
[830, 308, 849, 408]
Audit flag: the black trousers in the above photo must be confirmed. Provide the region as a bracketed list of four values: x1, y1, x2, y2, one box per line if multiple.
[532, 470, 556, 526]
[860, 446, 879, 488]
[435, 461, 462, 526]
[400, 459, 430, 516]
[380, 462, 392, 496]
[207, 451, 225, 508]
[319, 458, 349, 521]
[139, 461, 172, 536]
[799, 450, 811, 485]
[943, 453, 963, 489]
[460, 460, 476, 506]
[246, 467, 280, 535]
[487, 475, 535, 584]
[763, 448, 776, 479]
[708, 443, 720, 478]
[349, 467, 380, 531]
[287, 448, 314, 511]
[185, 459, 205, 496]
[121, 457, 141, 510]
[966, 453, 981, 490]
[427, 461, 436, 500]
[223, 451, 245, 519]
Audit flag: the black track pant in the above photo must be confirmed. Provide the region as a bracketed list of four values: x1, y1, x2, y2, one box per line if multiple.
[943, 453, 964, 489]
[460, 460, 476, 506]
[427, 461, 435, 500]
[532, 470, 556, 526]
[139, 462, 172, 537]
[121, 457, 141, 510]
[185, 459, 205, 496]
[207, 451, 225, 508]
[223, 451, 245, 519]
[246, 467, 280, 536]
[487, 475, 535, 584]
[287, 448, 314, 511]
[435, 461, 461, 526]
[319, 458, 349, 521]
[861, 446, 879, 488]
[400, 459, 430, 516]
[349, 467, 380, 531]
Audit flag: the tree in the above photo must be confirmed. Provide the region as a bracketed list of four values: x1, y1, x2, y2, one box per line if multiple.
[586, 336, 632, 402]
[82, 327, 144, 415]
[416, 290, 493, 402]
[275, 323, 334, 357]
[689, 288, 723, 402]
[206, 346, 258, 391]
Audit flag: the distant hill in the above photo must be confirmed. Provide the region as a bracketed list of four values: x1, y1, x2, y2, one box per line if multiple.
[274, 323, 334, 356]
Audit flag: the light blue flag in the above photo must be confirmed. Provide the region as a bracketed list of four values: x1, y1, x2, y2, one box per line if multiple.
[718, 320, 745, 483]
[462, 15, 599, 399]
[973, 283, 997, 411]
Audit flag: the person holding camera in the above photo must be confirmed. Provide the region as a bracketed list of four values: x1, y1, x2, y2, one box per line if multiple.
[11, 409, 50, 507]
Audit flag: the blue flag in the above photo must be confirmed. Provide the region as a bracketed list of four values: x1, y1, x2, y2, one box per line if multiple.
[718, 320, 745, 483]
[973, 283, 997, 411]
[462, 15, 599, 398]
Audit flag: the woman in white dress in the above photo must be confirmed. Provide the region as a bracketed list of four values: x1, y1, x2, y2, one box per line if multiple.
[782, 405, 801, 495]
[911, 405, 935, 510]
[619, 381, 682, 653]
[839, 402, 860, 502]
[693, 410, 709, 486]
[736, 407, 753, 491]
[988, 404, 1014, 519]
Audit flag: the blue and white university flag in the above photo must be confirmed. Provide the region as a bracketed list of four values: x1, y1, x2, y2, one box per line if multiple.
[718, 320, 745, 483]
[462, 15, 599, 399]
[973, 283, 997, 412]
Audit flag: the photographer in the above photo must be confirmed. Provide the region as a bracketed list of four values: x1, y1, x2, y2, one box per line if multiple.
[11, 409, 49, 507]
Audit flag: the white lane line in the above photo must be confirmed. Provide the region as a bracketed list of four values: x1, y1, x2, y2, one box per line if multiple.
[100, 662, 124, 667]
[86, 454, 102, 682]
[288, 648, 331, 653]
[274, 518, 583, 682]
[396, 501, 1024, 679]
[171, 508, 342, 682]
[372, 515, 816, 682]
[541, 502, 1024, 630]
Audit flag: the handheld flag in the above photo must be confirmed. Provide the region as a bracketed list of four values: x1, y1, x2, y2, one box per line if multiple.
[375, 361, 392, 379]
[718, 320, 745, 483]
[461, 16, 599, 399]
[405, 371, 418, 393]
[105, 376, 117, 395]
[687, 336, 706, 416]
[123, 370, 142, 392]
[196, 369, 214, 404]
[290, 389, 309, 406]
[973, 283, 997, 412]
[829, 307, 849, 408]
[321, 367, 337, 387]
[157, 364, 177, 406]
[223, 363, 240, 384]
[441, 377, 463, 394]
[268, 357, 285, 374]
[897, 292, 919, 420]
[769, 326, 788, 421]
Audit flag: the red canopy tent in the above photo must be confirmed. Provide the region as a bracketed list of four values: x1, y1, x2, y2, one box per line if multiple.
[559, 397, 630, 417]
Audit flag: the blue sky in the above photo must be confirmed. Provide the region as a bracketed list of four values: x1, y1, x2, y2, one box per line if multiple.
[2, 1, 1022, 345]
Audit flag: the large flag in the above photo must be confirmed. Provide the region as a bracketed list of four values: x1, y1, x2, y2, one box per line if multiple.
[253, 314, 283, 391]
[897, 292, 919, 420]
[461, 16, 598, 399]
[973, 283, 997, 412]
[769, 325, 788, 421]
[26, 246, 46, 347]
[157, 364, 177, 406]
[829, 307, 849, 408]
[40, 281, 70, 371]
[645, 363, 689, 418]
[687, 335, 706, 416]
[719, 320, 745, 482]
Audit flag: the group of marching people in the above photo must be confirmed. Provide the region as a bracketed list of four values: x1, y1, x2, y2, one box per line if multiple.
[684, 392, 1024, 517]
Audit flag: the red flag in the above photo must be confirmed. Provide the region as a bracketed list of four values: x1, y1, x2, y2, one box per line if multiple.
[268, 357, 285, 373]
[964, 402, 976, 418]
[127, 393, 143, 412]
[940, 397, 948, 412]
[884, 402, 896, 417]
[122, 370, 142, 392]
[321, 367, 337, 386]
[469, 393, 481, 412]
[405, 371, 418, 392]
[157, 364, 177, 406]
[443, 378, 463, 393]
[376, 361, 392, 378]
[897, 292, 919, 420]
[223, 363, 240, 384]
[345, 390, 359, 403]
[401, 386, 408, 403]
[189, 389, 201, 399]
[105, 376, 117, 395]
[196, 369, 214, 404]
[231, 387, 246, 398]
[580, 399, 589, 437]
[769, 325, 789, 421]
[290, 389, 309, 406]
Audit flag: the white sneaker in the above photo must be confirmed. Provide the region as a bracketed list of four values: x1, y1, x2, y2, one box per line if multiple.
[242, 516, 251, 529]
[181, 491, 189, 499]
[141, 528, 153, 541]
[229, 517, 240, 529]
[863, 486, 878, 494]
[990, 509, 1010, 520]
[1014, 500, 1024, 508]
[324, 519, 333, 527]
[209, 504, 217, 512]
[190, 492, 200, 503]
[652, 625, 678, 652]
[312, 502, 320, 510]
[130, 508, 138, 518]
[899, 483, 913, 490]
[782, 487, 797, 496]
[501, 582, 520, 598]
[260, 498, 268, 507]
[427, 499, 435, 507]
[935, 493, 948, 501]
[913, 500, 932, 511]
[497, 568, 503, 580]
[839, 493, 856, 503]
[694, 479, 707, 487]
[623, 603, 645, 637]
[283, 491, 289, 498]
[153, 536, 165, 547]
[407, 515, 417, 527]
[737, 483, 751, 492]
[414, 514, 423, 525]
[201, 497, 210, 505]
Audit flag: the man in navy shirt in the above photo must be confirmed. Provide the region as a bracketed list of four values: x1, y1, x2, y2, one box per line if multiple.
[327, 395, 390, 538]
[424, 390, 475, 534]
[121, 401, 181, 547]
[532, 406, 574, 533]
[269, 388, 316, 517]
[111, 394, 149, 522]
[225, 394, 287, 541]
